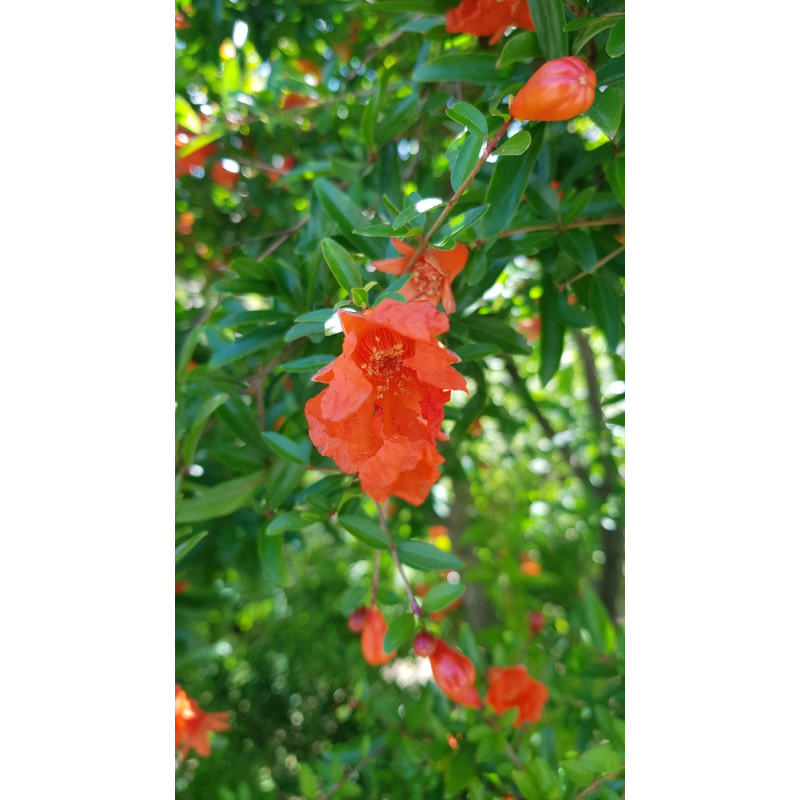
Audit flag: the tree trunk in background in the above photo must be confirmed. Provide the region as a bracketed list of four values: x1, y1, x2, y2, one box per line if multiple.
[448, 477, 498, 632]
[599, 520, 624, 621]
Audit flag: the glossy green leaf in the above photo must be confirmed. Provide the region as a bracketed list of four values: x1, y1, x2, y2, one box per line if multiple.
[463, 248, 487, 286]
[219, 309, 292, 328]
[495, 130, 532, 156]
[422, 582, 465, 612]
[460, 314, 530, 355]
[580, 744, 622, 775]
[358, 223, 396, 237]
[589, 270, 620, 352]
[446, 102, 487, 138]
[383, 614, 415, 653]
[313, 179, 383, 259]
[298, 763, 318, 800]
[586, 86, 623, 140]
[561, 188, 596, 226]
[211, 278, 275, 296]
[526, 0, 567, 59]
[511, 769, 538, 800]
[583, 587, 617, 653]
[217, 396, 271, 454]
[176, 471, 266, 523]
[221, 55, 241, 96]
[175, 127, 224, 157]
[396, 539, 464, 571]
[539, 277, 566, 387]
[259, 528, 293, 586]
[480, 123, 543, 238]
[439, 204, 490, 239]
[282, 354, 336, 373]
[351, 287, 369, 307]
[560, 760, 595, 787]
[571, 17, 618, 55]
[606, 19, 625, 57]
[208, 325, 289, 371]
[360, 81, 381, 152]
[182, 392, 229, 465]
[392, 204, 425, 230]
[555, 292, 592, 328]
[594, 54, 625, 85]
[451, 133, 483, 192]
[321, 238, 362, 291]
[262, 432, 309, 465]
[413, 53, 508, 85]
[339, 515, 390, 549]
[175, 96, 201, 133]
[453, 342, 501, 361]
[266, 511, 309, 536]
[559, 230, 597, 271]
[605, 156, 625, 207]
[497, 31, 542, 68]
[284, 320, 326, 342]
[175, 530, 208, 563]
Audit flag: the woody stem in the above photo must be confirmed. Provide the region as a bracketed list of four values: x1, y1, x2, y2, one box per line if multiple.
[377, 502, 423, 617]
[403, 117, 515, 273]
[371, 551, 381, 605]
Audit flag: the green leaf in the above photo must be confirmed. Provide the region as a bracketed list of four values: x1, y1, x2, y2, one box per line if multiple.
[463, 248, 487, 286]
[589, 270, 620, 352]
[453, 342, 500, 361]
[219, 309, 292, 328]
[413, 53, 508, 85]
[217, 396, 271, 454]
[594, 54, 625, 85]
[175, 127, 224, 157]
[571, 17, 619, 55]
[580, 744, 622, 775]
[396, 539, 464, 571]
[352, 287, 369, 307]
[358, 223, 396, 237]
[360, 81, 381, 152]
[266, 511, 309, 535]
[459, 314, 529, 355]
[392, 204, 425, 230]
[175, 96, 201, 134]
[298, 764, 318, 800]
[208, 325, 289, 371]
[439, 204, 490, 240]
[445, 751, 475, 797]
[262, 432, 309, 465]
[285, 320, 326, 342]
[495, 130, 532, 156]
[294, 309, 336, 323]
[375, 291, 407, 305]
[339, 515, 391, 549]
[511, 769, 538, 800]
[211, 278, 275, 296]
[222, 55, 241, 96]
[228, 257, 273, 281]
[423, 582, 465, 612]
[539, 277, 566, 387]
[559, 230, 597, 271]
[313, 179, 383, 259]
[480, 124, 543, 238]
[606, 19, 625, 57]
[259, 527, 293, 586]
[561, 188, 596, 226]
[446, 102, 487, 138]
[554, 292, 592, 328]
[497, 31, 542, 68]
[605, 156, 625, 207]
[526, 0, 568, 59]
[321, 238, 363, 292]
[560, 760, 595, 787]
[583, 587, 617, 653]
[451, 133, 483, 192]
[176, 471, 267, 523]
[282, 354, 335, 373]
[586, 87, 623, 140]
[383, 614, 415, 653]
[181, 392, 229, 465]
[175, 530, 208, 563]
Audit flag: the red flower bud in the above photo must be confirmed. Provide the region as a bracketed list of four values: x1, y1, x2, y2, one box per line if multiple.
[529, 611, 545, 636]
[360, 606, 395, 666]
[413, 630, 437, 657]
[428, 638, 482, 708]
[510, 57, 597, 122]
[348, 606, 367, 633]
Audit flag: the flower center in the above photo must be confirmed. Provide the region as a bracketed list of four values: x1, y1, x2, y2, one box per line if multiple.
[357, 328, 412, 400]
[413, 255, 445, 298]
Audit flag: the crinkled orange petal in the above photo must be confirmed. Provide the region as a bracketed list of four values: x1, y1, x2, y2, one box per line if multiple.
[319, 331, 373, 422]
[390, 444, 444, 505]
[399, 281, 423, 303]
[359, 440, 442, 505]
[372, 256, 407, 276]
[435, 242, 469, 279]
[369, 298, 450, 340]
[404, 341, 468, 392]
[390, 237, 417, 256]
[441, 280, 457, 314]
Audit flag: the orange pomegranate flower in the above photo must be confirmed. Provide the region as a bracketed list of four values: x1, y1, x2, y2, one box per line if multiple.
[372, 238, 468, 315]
[486, 665, 548, 727]
[446, 0, 535, 46]
[361, 606, 395, 666]
[305, 299, 466, 504]
[426, 637, 482, 708]
[510, 57, 597, 122]
[175, 685, 231, 757]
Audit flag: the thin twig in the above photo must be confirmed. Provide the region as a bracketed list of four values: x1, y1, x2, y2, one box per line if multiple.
[226, 217, 309, 248]
[572, 764, 625, 800]
[257, 218, 310, 260]
[376, 502, 423, 617]
[403, 117, 515, 272]
[319, 742, 388, 800]
[371, 551, 381, 605]
[555, 244, 625, 291]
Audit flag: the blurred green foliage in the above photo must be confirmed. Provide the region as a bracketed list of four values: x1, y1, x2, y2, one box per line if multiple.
[176, 0, 625, 797]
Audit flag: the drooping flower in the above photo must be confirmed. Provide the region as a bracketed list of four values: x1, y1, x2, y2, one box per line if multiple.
[372, 239, 468, 315]
[445, 0, 535, 46]
[486, 665, 548, 727]
[361, 606, 395, 666]
[510, 57, 597, 122]
[175, 685, 231, 757]
[427, 637, 482, 709]
[305, 299, 466, 504]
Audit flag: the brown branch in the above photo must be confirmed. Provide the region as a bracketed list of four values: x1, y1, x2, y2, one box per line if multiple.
[572, 764, 625, 800]
[494, 215, 625, 241]
[555, 244, 625, 292]
[404, 117, 515, 272]
[257, 218, 309, 260]
[226, 217, 309, 248]
[377, 502, 423, 617]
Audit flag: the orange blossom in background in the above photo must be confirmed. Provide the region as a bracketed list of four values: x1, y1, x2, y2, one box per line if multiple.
[486, 665, 548, 727]
[446, 0, 535, 46]
[510, 57, 597, 122]
[361, 606, 396, 666]
[175, 685, 231, 757]
[372, 238, 468, 315]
